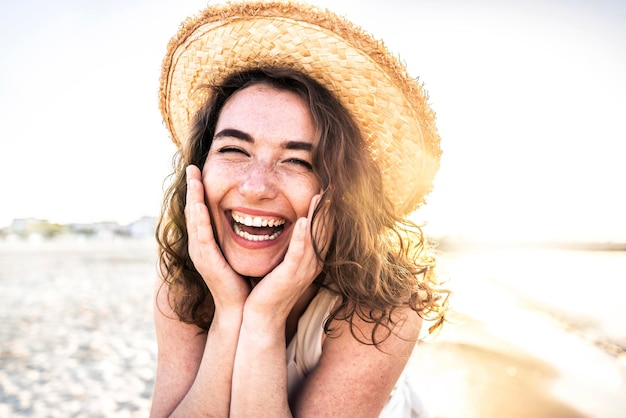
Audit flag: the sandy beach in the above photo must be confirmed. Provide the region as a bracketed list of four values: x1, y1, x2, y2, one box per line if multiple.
[1, 239, 624, 417]
[419, 250, 626, 418]
[0, 239, 157, 417]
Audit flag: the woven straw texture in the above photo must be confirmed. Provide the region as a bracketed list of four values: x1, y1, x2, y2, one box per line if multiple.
[160, 1, 441, 215]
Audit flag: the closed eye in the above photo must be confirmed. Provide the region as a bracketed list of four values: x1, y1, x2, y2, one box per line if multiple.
[218, 146, 249, 156]
[286, 158, 313, 170]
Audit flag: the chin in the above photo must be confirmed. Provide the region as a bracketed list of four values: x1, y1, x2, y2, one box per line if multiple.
[219, 234, 290, 279]
[229, 259, 279, 279]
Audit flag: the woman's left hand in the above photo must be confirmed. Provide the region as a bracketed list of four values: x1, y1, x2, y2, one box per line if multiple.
[244, 194, 329, 322]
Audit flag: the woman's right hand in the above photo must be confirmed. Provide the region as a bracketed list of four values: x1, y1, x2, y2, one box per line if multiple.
[185, 165, 250, 311]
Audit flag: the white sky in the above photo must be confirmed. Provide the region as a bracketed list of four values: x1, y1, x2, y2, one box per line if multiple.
[1, 0, 625, 242]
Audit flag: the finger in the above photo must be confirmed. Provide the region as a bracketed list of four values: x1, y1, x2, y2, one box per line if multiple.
[184, 165, 215, 260]
[185, 165, 202, 240]
[281, 217, 307, 271]
[185, 165, 205, 206]
[310, 194, 331, 259]
[283, 194, 321, 262]
[302, 194, 325, 272]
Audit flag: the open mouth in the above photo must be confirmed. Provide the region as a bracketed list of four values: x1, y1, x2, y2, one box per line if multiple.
[231, 210, 286, 242]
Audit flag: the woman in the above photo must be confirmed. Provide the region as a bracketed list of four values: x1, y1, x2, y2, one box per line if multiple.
[152, 2, 448, 417]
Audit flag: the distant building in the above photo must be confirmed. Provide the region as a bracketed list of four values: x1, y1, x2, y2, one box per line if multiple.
[4, 218, 63, 240]
[126, 216, 157, 239]
[8, 218, 42, 235]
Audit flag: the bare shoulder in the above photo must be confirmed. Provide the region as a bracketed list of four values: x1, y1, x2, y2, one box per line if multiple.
[151, 275, 207, 416]
[153, 274, 207, 367]
[293, 305, 422, 417]
[153, 274, 206, 345]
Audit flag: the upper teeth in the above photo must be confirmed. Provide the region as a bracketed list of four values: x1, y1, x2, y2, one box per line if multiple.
[232, 212, 286, 228]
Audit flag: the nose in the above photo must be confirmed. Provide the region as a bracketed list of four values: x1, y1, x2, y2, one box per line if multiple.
[238, 160, 277, 200]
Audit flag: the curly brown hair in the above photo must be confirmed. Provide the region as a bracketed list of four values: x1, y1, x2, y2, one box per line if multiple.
[157, 67, 448, 345]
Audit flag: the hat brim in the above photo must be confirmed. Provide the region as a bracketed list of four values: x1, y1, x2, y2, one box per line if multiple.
[160, 1, 441, 215]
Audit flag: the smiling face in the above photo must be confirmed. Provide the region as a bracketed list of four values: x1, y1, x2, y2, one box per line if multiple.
[202, 83, 320, 278]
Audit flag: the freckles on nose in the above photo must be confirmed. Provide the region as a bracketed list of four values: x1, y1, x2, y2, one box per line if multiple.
[238, 162, 277, 197]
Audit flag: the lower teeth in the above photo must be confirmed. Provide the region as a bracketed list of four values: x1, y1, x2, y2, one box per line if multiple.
[233, 223, 281, 242]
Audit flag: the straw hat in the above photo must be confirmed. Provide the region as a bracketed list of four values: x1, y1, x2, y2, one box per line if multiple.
[159, 1, 441, 216]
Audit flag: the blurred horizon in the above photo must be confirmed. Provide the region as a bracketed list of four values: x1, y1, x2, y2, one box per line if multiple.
[3, 215, 626, 249]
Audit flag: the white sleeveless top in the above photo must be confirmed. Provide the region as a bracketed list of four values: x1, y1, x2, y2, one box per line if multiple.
[286, 288, 430, 417]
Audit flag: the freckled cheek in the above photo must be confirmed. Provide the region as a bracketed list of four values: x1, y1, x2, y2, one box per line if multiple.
[281, 175, 320, 217]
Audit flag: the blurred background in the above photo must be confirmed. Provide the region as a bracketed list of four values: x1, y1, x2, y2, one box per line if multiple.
[1, 0, 625, 416]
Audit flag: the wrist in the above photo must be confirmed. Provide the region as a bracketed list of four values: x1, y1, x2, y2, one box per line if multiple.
[210, 306, 244, 334]
[240, 306, 286, 342]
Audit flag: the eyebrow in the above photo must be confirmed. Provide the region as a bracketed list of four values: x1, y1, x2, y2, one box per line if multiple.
[214, 128, 312, 151]
[214, 128, 252, 142]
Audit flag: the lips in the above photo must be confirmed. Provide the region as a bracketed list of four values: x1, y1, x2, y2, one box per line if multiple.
[230, 210, 286, 242]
